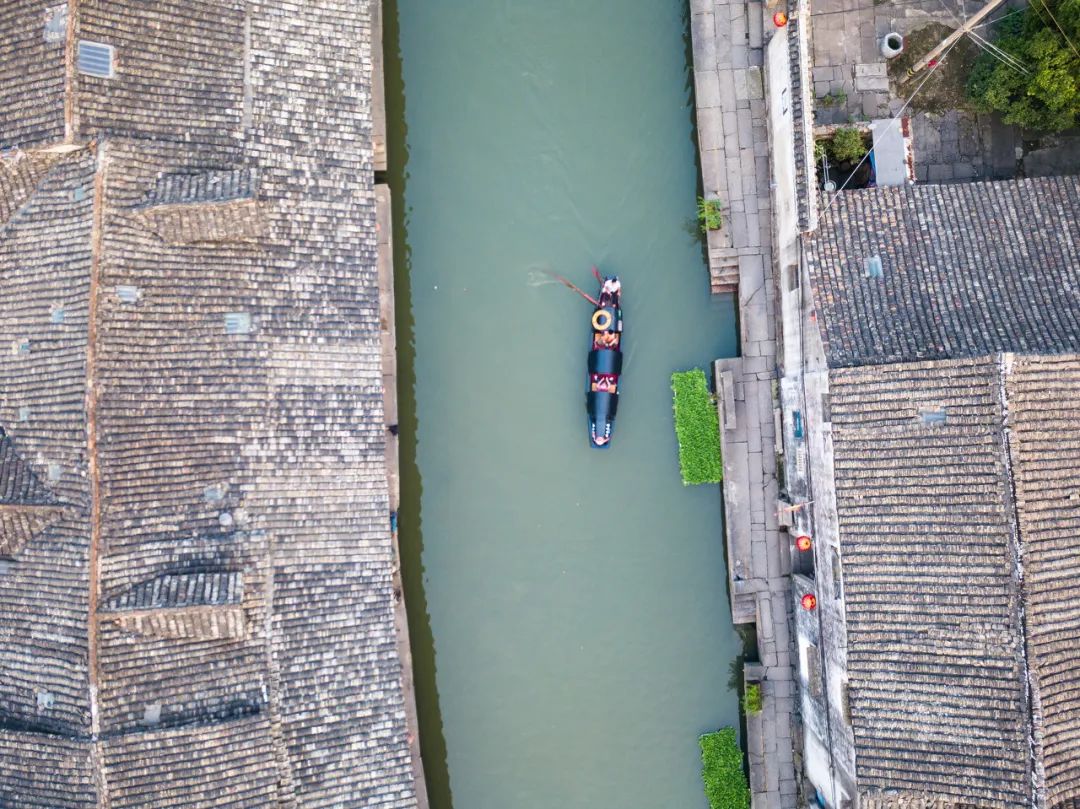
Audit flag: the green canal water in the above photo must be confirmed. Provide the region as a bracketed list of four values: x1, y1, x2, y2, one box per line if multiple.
[384, 3, 742, 808]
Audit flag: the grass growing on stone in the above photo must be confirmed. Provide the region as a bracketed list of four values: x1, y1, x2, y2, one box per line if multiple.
[700, 728, 751, 809]
[742, 683, 763, 715]
[697, 197, 724, 232]
[672, 369, 723, 485]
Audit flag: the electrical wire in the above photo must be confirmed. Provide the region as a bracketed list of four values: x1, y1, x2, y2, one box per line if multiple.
[1028, 0, 1080, 59]
[820, 36, 965, 216]
[969, 29, 1032, 72]
[1032, 0, 1080, 60]
[970, 4, 1028, 29]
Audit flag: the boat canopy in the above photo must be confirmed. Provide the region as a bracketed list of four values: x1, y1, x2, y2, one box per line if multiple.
[587, 390, 619, 419]
[588, 349, 623, 375]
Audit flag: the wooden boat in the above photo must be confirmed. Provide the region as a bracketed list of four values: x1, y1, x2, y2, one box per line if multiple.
[587, 274, 622, 448]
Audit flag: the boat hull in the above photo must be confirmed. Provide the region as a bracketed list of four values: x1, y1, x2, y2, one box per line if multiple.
[587, 275, 622, 449]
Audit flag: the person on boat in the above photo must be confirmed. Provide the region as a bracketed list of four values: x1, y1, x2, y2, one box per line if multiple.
[602, 277, 621, 301]
[594, 433, 609, 446]
[596, 330, 618, 348]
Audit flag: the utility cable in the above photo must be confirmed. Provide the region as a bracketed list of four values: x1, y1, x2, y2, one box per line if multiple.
[970, 4, 1028, 29]
[820, 36, 964, 216]
[1033, 0, 1080, 60]
[969, 29, 1032, 72]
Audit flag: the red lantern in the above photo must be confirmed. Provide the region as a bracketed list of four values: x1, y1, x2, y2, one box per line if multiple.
[773, 11, 789, 27]
[801, 593, 818, 611]
[796, 535, 812, 552]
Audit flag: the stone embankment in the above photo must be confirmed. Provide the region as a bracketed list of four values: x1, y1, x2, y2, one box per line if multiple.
[373, 0, 429, 805]
[690, 0, 800, 806]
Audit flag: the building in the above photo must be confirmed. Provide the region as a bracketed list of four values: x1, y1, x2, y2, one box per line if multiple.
[0, 2, 418, 807]
[782, 177, 1080, 808]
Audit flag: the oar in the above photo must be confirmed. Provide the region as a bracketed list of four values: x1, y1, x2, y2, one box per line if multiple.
[591, 265, 603, 284]
[544, 271, 598, 306]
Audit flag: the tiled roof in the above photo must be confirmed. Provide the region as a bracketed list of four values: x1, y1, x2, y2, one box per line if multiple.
[139, 169, 258, 208]
[829, 356, 1032, 807]
[0, 1, 417, 806]
[805, 177, 1080, 368]
[1006, 355, 1080, 807]
[787, 0, 817, 232]
[829, 354, 1080, 807]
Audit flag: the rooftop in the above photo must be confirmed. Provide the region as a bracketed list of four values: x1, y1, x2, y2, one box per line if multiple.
[829, 354, 1080, 808]
[805, 177, 1080, 368]
[0, 2, 416, 806]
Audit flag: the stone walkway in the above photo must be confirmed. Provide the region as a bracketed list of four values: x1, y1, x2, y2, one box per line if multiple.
[691, 0, 772, 293]
[691, 1, 798, 807]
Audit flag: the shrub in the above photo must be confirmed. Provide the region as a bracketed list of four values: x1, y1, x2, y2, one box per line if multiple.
[742, 683, 763, 715]
[967, 0, 1080, 132]
[700, 728, 751, 809]
[671, 369, 723, 485]
[828, 127, 867, 163]
[697, 197, 725, 233]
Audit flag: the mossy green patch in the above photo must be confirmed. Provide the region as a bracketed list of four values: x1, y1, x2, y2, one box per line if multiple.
[699, 728, 751, 809]
[672, 369, 723, 485]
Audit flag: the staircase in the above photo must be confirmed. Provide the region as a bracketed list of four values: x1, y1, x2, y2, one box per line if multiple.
[709, 247, 741, 294]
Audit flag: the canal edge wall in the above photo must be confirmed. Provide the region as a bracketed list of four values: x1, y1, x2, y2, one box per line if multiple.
[374, 0, 429, 803]
[689, 0, 803, 806]
[377, 183, 430, 809]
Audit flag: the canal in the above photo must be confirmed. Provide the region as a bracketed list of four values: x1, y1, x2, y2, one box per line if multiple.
[384, 2, 742, 808]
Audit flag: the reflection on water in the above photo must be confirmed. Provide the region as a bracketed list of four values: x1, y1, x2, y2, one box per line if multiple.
[385, 1, 743, 808]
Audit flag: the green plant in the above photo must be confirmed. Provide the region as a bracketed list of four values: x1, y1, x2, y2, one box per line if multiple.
[828, 126, 868, 163]
[742, 683, 763, 715]
[700, 728, 751, 809]
[697, 197, 725, 233]
[967, 0, 1080, 132]
[671, 369, 723, 485]
[817, 88, 847, 108]
[813, 139, 827, 163]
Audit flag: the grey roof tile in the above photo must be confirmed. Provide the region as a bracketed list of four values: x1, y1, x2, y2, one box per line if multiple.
[805, 178, 1080, 368]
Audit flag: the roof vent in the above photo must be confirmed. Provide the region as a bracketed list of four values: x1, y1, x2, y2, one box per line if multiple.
[50, 305, 65, 324]
[17, 407, 30, 423]
[224, 312, 252, 335]
[47, 462, 62, 483]
[77, 41, 115, 79]
[116, 285, 141, 304]
[11, 339, 30, 356]
[920, 407, 947, 426]
[864, 255, 883, 279]
[36, 691, 55, 710]
[0, 561, 11, 576]
[142, 704, 162, 726]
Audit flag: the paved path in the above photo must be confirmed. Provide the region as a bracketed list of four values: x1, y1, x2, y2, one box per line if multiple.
[691, 2, 799, 807]
[690, 0, 772, 293]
